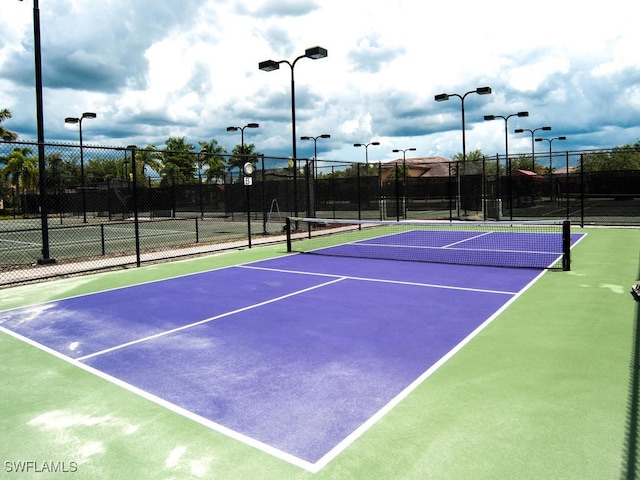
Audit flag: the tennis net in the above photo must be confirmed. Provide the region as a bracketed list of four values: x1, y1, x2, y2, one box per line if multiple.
[286, 217, 572, 270]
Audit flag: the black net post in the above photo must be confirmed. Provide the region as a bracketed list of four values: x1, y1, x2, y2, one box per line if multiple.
[285, 217, 292, 252]
[580, 154, 585, 228]
[128, 145, 141, 267]
[562, 220, 571, 271]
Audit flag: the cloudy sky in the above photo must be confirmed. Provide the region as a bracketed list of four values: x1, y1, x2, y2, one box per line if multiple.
[1, 0, 639, 163]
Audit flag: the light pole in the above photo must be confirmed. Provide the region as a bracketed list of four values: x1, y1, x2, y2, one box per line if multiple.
[301, 134, 330, 218]
[259, 46, 328, 219]
[515, 126, 551, 171]
[65, 112, 97, 223]
[226, 123, 259, 155]
[301, 134, 331, 165]
[484, 111, 529, 220]
[353, 141, 380, 164]
[392, 148, 416, 219]
[197, 149, 207, 218]
[20, 0, 53, 262]
[535, 136, 566, 201]
[435, 86, 492, 218]
[227, 123, 259, 220]
[126, 145, 141, 267]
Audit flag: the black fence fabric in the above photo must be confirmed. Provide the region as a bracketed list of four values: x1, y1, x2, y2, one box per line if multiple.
[0, 141, 638, 285]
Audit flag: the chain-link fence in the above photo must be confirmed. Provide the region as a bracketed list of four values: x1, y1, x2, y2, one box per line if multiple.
[1, 141, 638, 285]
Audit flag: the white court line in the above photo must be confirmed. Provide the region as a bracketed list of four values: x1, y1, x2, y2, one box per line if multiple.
[238, 264, 518, 296]
[75, 276, 347, 362]
[0, 323, 318, 472]
[356, 242, 562, 256]
[310, 265, 551, 472]
[443, 231, 493, 248]
[0, 238, 41, 247]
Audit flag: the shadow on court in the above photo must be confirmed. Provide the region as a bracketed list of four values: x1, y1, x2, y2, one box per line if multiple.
[622, 262, 640, 480]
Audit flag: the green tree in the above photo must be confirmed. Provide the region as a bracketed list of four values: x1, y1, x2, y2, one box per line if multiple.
[135, 145, 163, 182]
[1, 148, 38, 212]
[161, 137, 195, 183]
[452, 149, 489, 175]
[227, 143, 261, 177]
[581, 141, 640, 172]
[85, 157, 123, 184]
[198, 139, 227, 183]
[509, 154, 539, 173]
[0, 109, 19, 142]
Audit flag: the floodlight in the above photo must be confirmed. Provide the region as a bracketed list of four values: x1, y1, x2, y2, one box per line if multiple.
[305, 46, 328, 59]
[258, 60, 279, 72]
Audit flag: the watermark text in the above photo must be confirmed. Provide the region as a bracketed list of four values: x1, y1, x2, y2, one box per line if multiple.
[4, 461, 78, 474]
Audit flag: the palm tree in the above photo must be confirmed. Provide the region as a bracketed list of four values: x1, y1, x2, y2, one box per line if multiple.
[0, 109, 19, 142]
[1, 148, 38, 213]
[198, 139, 227, 184]
[136, 145, 163, 182]
[162, 137, 195, 182]
[228, 143, 261, 180]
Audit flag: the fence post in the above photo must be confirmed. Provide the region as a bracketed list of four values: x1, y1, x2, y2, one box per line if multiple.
[357, 163, 362, 223]
[566, 151, 570, 220]
[395, 163, 401, 221]
[128, 145, 141, 267]
[378, 162, 383, 221]
[261, 155, 267, 235]
[580, 154, 585, 228]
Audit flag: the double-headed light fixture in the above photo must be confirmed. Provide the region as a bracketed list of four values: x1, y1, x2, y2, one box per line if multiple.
[434, 86, 492, 219]
[353, 142, 380, 164]
[65, 112, 97, 224]
[259, 46, 328, 219]
[515, 126, 552, 171]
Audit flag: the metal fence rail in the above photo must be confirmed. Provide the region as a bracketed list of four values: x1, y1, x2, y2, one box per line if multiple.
[1, 141, 638, 285]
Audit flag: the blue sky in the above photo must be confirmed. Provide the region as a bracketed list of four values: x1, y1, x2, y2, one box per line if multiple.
[1, 0, 639, 163]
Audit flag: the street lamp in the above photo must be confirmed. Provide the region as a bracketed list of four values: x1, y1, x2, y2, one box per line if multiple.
[65, 112, 97, 223]
[197, 148, 207, 218]
[515, 126, 552, 171]
[434, 86, 492, 218]
[20, 0, 53, 262]
[535, 136, 567, 173]
[227, 123, 259, 230]
[353, 141, 380, 164]
[259, 46, 328, 219]
[301, 134, 330, 218]
[535, 136, 566, 201]
[484, 111, 528, 220]
[227, 123, 259, 177]
[301, 134, 331, 161]
[226, 123, 259, 149]
[392, 148, 416, 220]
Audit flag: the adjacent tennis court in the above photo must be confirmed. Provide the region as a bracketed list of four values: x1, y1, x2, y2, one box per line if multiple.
[0, 221, 586, 473]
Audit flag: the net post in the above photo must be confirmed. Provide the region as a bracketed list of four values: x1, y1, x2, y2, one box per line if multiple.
[286, 217, 292, 252]
[562, 220, 571, 271]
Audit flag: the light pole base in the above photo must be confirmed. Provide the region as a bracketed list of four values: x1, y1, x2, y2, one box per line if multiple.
[37, 258, 57, 265]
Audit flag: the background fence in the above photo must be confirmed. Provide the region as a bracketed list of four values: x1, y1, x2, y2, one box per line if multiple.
[1, 140, 638, 285]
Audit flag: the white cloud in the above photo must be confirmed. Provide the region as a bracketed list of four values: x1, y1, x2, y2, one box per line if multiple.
[0, 0, 639, 159]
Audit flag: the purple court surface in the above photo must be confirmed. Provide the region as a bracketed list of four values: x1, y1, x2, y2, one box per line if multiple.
[0, 249, 573, 470]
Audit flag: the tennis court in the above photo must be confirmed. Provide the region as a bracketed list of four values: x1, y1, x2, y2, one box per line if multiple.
[0, 223, 637, 478]
[0, 217, 254, 268]
[0, 221, 587, 473]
